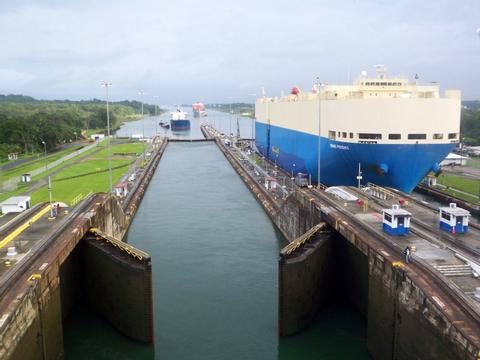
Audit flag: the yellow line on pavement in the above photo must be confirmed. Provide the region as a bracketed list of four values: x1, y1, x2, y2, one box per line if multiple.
[0, 205, 51, 249]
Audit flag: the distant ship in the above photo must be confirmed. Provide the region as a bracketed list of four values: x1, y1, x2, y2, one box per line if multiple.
[255, 65, 461, 193]
[170, 107, 190, 131]
[192, 102, 207, 117]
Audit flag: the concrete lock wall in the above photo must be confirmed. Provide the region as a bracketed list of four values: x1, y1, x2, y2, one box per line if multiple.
[1, 141, 165, 360]
[6, 269, 64, 360]
[333, 232, 369, 316]
[209, 133, 479, 359]
[82, 238, 153, 343]
[367, 254, 469, 360]
[278, 234, 334, 336]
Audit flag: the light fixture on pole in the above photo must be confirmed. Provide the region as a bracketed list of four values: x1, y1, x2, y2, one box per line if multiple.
[48, 175, 54, 218]
[248, 93, 257, 150]
[227, 96, 233, 136]
[41, 140, 47, 174]
[101, 81, 113, 193]
[316, 77, 324, 188]
[138, 90, 146, 161]
[153, 95, 160, 137]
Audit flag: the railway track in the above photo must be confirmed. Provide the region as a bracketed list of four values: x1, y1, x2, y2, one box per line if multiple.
[0, 195, 95, 300]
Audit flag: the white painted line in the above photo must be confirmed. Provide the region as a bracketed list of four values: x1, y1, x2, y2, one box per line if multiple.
[432, 296, 446, 308]
[39, 263, 48, 271]
[0, 314, 9, 328]
[380, 250, 390, 257]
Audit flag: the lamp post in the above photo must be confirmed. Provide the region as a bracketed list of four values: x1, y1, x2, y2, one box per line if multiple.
[48, 175, 54, 217]
[316, 77, 324, 188]
[153, 95, 159, 137]
[101, 81, 113, 193]
[138, 90, 146, 161]
[41, 140, 47, 174]
[248, 93, 256, 151]
[41, 139, 54, 216]
[226, 97, 233, 136]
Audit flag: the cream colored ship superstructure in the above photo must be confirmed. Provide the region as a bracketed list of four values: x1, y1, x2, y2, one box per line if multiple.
[255, 66, 461, 192]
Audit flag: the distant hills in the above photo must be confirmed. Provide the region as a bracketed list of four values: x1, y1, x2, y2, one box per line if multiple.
[0, 94, 158, 114]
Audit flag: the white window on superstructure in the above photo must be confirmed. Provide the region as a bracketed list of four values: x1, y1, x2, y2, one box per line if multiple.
[328, 131, 336, 140]
[433, 133, 444, 140]
[408, 134, 427, 140]
[359, 133, 382, 140]
[388, 134, 401, 140]
[448, 133, 458, 139]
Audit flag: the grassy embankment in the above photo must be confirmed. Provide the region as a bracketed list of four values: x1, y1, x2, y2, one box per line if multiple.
[83, 112, 159, 138]
[30, 142, 145, 205]
[0, 145, 84, 182]
[436, 173, 480, 204]
[467, 157, 480, 169]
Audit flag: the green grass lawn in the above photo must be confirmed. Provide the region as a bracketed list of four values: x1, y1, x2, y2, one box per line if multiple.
[30, 158, 133, 205]
[93, 142, 145, 158]
[467, 157, 480, 169]
[438, 187, 480, 205]
[0, 145, 85, 181]
[1, 140, 141, 207]
[437, 173, 480, 195]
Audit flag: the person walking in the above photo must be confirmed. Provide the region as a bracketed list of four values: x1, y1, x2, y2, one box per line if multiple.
[404, 246, 412, 264]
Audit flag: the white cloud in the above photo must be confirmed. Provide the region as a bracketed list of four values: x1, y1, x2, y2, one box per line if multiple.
[0, 0, 479, 102]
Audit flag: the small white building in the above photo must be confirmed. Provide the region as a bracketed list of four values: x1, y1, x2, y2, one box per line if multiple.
[439, 203, 470, 234]
[440, 153, 468, 166]
[382, 204, 412, 236]
[0, 196, 31, 214]
[114, 182, 128, 197]
[21, 174, 31, 183]
[90, 134, 105, 141]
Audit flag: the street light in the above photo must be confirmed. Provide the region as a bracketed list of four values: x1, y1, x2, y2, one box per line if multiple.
[227, 96, 233, 136]
[40, 139, 54, 217]
[40, 140, 47, 174]
[138, 90, 146, 161]
[153, 95, 160, 137]
[101, 81, 113, 193]
[248, 93, 257, 150]
[315, 77, 325, 188]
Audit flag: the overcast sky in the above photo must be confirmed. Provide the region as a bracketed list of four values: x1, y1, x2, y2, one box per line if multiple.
[1, 0, 479, 104]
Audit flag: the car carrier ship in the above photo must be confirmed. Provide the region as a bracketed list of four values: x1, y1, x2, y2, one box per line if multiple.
[192, 102, 207, 117]
[255, 66, 461, 192]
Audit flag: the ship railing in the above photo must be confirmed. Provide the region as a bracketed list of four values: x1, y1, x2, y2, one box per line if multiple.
[365, 182, 397, 200]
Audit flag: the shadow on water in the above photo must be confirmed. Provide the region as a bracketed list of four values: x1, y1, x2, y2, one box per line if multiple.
[63, 305, 154, 360]
[279, 301, 369, 360]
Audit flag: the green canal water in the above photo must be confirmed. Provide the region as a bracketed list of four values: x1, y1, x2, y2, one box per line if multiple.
[64, 142, 369, 359]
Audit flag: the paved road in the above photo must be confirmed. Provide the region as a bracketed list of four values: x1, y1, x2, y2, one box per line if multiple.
[0, 141, 87, 172]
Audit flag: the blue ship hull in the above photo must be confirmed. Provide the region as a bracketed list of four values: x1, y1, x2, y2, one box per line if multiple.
[170, 119, 190, 131]
[255, 122, 453, 193]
